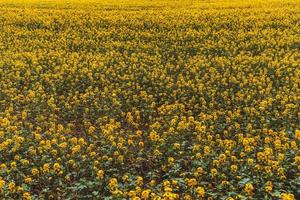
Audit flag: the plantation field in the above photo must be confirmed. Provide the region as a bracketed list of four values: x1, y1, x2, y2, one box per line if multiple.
[0, 0, 299, 199]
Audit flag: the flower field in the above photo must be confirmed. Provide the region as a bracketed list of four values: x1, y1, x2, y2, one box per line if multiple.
[0, 0, 299, 199]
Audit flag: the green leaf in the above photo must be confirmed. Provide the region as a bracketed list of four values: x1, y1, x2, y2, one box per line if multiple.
[238, 178, 251, 186]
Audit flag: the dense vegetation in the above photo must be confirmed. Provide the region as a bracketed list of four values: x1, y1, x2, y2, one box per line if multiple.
[0, 0, 299, 199]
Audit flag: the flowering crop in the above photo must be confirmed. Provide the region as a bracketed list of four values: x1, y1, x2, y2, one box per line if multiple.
[0, 0, 299, 199]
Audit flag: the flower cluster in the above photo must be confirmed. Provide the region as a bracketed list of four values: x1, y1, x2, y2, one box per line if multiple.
[0, 0, 299, 199]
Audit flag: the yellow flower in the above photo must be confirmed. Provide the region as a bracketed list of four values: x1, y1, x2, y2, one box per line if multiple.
[23, 192, 32, 200]
[8, 182, 15, 192]
[0, 164, 7, 170]
[88, 126, 96, 134]
[211, 168, 218, 177]
[70, 137, 78, 145]
[204, 146, 210, 155]
[281, 193, 294, 200]
[195, 186, 205, 198]
[163, 191, 179, 199]
[194, 167, 204, 177]
[173, 143, 180, 149]
[21, 159, 30, 166]
[244, 183, 254, 195]
[171, 180, 178, 186]
[139, 141, 144, 147]
[21, 110, 27, 120]
[97, 170, 104, 179]
[90, 151, 96, 157]
[128, 190, 136, 198]
[141, 189, 151, 199]
[136, 176, 143, 186]
[126, 112, 134, 124]
[219, 154, 226, 161]
[43, 164, 50, 173]
[65, 175, 71, 182]
[247, 158, 254, 165]
[264, 181, 272, 192]
[265, 185, 272, 193]
[187, 178, 197, 187]
[10, 161, 17, 170]
[149, 180, 156, 187]
[164, 186, 172, 192]
[25, 177, 32, 184]
[295, 130, 300, 140]
[213, 160, 220, 166]
[31, 168, 39, 176]
[230, 165, 238, 173]
[294, 156, 300, 163]
[168, 157, 175, 165]
[78, 138, 85, 145]
[117, 155, 124, 162]
[72, 145, 81, 154]
[0, 179, 5, 190]
[108, 178, 118, 190]
[27, 90, 35, 99]
[17, 186, 24, 192]
[0, 117, 10, 127]
[122, 175, 129, 182]
[67, 160, 75, 168]
[53, 163, 61, 172]
[59, 142, 67, 149]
